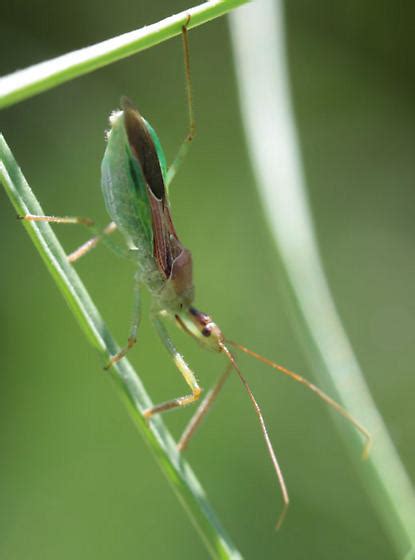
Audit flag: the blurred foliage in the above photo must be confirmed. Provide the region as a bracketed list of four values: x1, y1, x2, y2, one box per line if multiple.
[0, 1, 414, 559]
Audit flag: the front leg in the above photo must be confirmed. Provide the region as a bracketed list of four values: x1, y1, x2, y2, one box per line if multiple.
[67, 221, 118, 262]
[143, 314, 202, 419]
[19, 213, 93, 226]
[19, 214, 130, 262]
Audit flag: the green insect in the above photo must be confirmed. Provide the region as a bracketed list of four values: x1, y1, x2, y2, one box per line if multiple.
[20, 21, 371, 528]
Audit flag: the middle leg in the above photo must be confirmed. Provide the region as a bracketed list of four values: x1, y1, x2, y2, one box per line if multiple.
[143, 315, 202, 419]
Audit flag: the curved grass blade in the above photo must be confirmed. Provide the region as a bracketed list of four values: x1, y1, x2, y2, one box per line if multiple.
[0, 0, 248, 109]
[229, 1, 415, 557]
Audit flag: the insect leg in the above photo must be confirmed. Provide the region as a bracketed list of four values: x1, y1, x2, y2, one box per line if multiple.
[166, 16, 196, 188]
[104, 280, 141, 369]
[67, 222, 133, 263]
[19, 213, 132, 262]
[177, 362, 233, 452]
[19, 213, 93, 226]
[68, 221, 133, 262]
[143, 314, 202, 419]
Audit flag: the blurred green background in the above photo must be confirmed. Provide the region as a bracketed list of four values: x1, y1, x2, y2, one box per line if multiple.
[1, 1, 414, 558]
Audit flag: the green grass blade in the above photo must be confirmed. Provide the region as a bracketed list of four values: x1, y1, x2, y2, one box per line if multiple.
[229, 0, 415, 557]
[0, 0, 248, 109]
[0, 134, 243, 560]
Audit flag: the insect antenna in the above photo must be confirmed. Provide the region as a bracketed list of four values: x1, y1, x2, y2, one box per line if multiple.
[220, 344, 289, 530]
[225, 340, 372, 459]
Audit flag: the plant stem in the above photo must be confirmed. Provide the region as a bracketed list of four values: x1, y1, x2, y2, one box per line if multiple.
[229, 0, 415, 557]
[0, 0, 248, 109]
[0, 134, 243, 560]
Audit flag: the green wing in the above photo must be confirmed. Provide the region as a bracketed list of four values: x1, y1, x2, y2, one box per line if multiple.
[101, 100, 158, 256]
[101, 98, 175, 271]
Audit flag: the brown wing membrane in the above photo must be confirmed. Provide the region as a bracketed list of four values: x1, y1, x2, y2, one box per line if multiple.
[121, 97, 165, 201]
[146, 185, 180, 278]
[121, 97, 191, 292]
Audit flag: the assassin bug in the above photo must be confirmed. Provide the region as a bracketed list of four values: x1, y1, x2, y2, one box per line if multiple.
[20, 19, 371, 528]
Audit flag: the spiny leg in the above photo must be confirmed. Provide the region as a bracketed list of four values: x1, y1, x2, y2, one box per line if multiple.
[177, 363, 233, 452]
[19, 213, 100, 260]
[19, 213, 131, 263]
[143, 315, 201, 419]
[166, 16, 196, 188]
[68, 221, 133, 262]
[104, 280, 141, 369]
[19, 213, 93, 226]
[68, 221, 117, 263]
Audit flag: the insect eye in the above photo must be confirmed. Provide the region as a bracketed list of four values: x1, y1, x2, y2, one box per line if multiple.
[201, 326, 211, 337]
